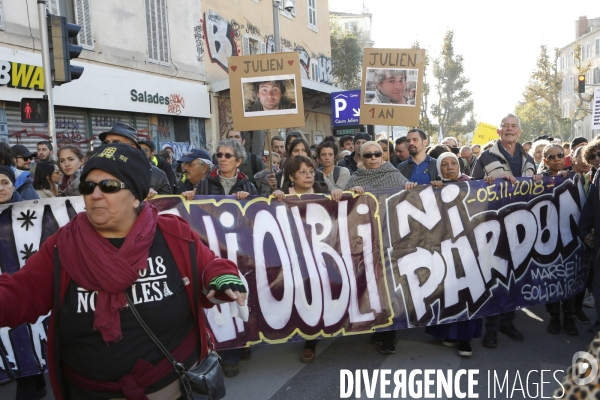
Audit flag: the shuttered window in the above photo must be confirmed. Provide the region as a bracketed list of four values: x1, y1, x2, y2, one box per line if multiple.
[48, 0, 60, 15]
[145, 0, 170, 65]
[74, 0, 93, 49]
[307, 0, 317, 31]
[0, 0, 5, 31]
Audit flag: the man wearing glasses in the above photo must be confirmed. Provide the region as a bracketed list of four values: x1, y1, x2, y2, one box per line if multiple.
[175, 149, 213, 194]
[10, 144, 39, 200]
[99, 122, 172, 196]
[471, 113, 541, 348]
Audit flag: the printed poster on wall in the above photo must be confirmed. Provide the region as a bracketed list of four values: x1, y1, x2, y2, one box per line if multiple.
[360, 48, 425, 127]
[228, 52, 305, 131]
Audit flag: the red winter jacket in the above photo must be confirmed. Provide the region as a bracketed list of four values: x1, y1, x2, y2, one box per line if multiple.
[0, 213, 240, 399]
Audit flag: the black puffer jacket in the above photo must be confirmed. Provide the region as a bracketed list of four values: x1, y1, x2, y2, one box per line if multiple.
[150, 165, 172, 194]
[196, 169, 258, 196]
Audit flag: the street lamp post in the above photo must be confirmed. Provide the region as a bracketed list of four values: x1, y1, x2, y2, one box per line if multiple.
[272, 1, 281, 53]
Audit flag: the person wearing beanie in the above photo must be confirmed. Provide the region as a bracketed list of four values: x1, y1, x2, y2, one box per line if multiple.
[0, 142, 247, 399]
[338, 132, 371, 174]
[565, 137, 588, 170]
[100, 123, 172, 195]
[139, 139, 177, 192]
[0, 165, 20, 204]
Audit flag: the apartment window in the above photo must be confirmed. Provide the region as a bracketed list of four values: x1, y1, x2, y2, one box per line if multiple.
[569, 51, 574, 67]
[145, 0, 170, 65]
[48, 0, 60, 14]
[570, 76, 574, 92]
[74, 0, 93, 49]
[345, 21, 358, 32]
[594, 67, 600, 84]
[596, 38, 600, 56]
[278, 0, 296, 18]
[307, 0, 317, 31]
[242, 36, 264, 55]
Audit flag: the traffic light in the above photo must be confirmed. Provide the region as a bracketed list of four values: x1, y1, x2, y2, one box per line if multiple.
[578, 74, 585, 93]
[20, 98, 48, 123]
[48, 15, 84, 85]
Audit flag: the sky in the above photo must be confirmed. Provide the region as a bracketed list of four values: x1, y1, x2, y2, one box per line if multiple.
[328, 0, 599, 127]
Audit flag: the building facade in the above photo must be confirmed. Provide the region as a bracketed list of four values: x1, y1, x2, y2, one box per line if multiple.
[329, 5, 374, 48]
[558, 16, 600, 140]
[0, 0, 209, 160]
[201, 0, 337, 149]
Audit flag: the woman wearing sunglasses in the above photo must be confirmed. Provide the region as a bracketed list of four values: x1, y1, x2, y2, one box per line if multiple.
[345, 141, 410, 196]
[583, 138, 600, 183]
[33, 161, 62, 198]
[58, 144, 85, 197]
[343, 141, 409, 355]
[0, 143, 245, 399]
[194, 138, 257, 200]
[271, 155, 342, 364]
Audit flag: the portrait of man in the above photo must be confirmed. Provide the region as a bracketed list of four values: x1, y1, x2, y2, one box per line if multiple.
[365, 68, 417, 106]
[243, 75, 298, 117]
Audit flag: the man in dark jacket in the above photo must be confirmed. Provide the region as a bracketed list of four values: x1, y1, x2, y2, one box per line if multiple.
[10, 144, 39, 200]
[471, 113, 540, 348]
[99, 122, 171, 195]
[397, 129, 437, 183]
[139, 139, 177, 192]
[176, 149, 212, 194]
[338, 132, 371, 174]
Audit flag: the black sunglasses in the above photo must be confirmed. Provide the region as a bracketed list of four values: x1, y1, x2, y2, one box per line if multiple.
[17, 156, 32, 161]
[363, 152, 383, 159]
[589, 153, 600, 160]
[546, 153, 564, 161]
[216, 152, 236, 159]
[79, 179, 128, 195]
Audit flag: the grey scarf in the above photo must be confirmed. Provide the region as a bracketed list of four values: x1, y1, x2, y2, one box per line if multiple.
[345, 161, 409, 190]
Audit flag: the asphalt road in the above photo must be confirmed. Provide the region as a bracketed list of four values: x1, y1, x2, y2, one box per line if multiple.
[0, 304, 594, 400]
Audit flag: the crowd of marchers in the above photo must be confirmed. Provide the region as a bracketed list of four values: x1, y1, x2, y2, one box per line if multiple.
[1, 114, 600, 399]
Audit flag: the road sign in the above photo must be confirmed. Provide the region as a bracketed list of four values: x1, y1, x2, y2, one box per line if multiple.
[331, 90, 361, 127]
[20, 98, 49, 123]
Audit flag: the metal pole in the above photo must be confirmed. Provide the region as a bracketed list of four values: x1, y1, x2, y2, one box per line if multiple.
[272, 1, 281, 53]
[37, 0, 56, 151]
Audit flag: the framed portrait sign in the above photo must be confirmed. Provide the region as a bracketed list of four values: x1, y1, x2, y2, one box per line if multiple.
[360, 48, 426, 127]
[228, 52, 305, 131]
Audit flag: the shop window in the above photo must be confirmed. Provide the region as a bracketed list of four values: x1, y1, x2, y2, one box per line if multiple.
[145, 0, 170, 65]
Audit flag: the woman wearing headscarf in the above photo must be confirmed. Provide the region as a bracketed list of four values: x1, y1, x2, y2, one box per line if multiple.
[0, 144, 246, 399]
[423, 152, 483, 357]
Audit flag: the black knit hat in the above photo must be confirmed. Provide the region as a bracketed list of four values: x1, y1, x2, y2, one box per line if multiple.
[353, 132, 371, 143]
[81, 143, 151, 202]
[99, 122, 140, 149]
[571, 136, 588, 148]
[0, 165, 16, 185]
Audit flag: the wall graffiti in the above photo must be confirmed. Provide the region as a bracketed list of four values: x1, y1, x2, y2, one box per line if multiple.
[194, 19, 205, 62]
[296, 46, 310, 79]
[218, 97, 233, 139]
[168, 94, 185, 115]
[245, 22, 261, 36]
[157, 118, 171, 139]
[318, 55, 333, 85]
[159, 141, 198, 162]
[204, 11, 239, 71]
[94, 115, 118, 128]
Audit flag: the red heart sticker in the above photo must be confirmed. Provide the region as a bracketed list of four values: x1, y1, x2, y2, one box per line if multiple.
[288, 60, 294, 66]
[231, 65, 237, 72]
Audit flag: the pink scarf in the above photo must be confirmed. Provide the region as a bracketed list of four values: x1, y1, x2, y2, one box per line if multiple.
[56, 203, 158, 343]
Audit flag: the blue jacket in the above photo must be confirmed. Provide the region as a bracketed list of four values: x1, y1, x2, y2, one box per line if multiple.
[13, 169, 39, 201]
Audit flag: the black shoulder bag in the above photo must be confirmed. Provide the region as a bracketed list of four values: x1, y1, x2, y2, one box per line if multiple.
[125, 242, 225, 400]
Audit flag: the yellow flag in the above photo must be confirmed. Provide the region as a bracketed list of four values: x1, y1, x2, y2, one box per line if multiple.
[472, 122, 498, 146]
